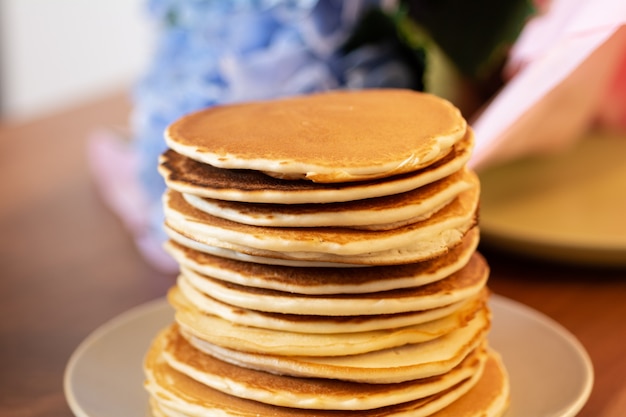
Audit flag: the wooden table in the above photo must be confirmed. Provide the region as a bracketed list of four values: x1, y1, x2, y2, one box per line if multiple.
[1, 94, 625, 417]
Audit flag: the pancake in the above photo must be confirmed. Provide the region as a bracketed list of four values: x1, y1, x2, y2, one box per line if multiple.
[163, 227, 479, 294]
[147, 349, 507, 417]
[182, 168, 476, 230]
[163, 184, 479, 265]
[158, 129, 473, 204]
[157, 324, 488, 410]
[146, 353, 483, 417]
[173, 251, 488, 316]
[165, 223, 479, 266]
[172, 280, 487, 334]
[169, 286, 485, 356]
[146, 337, 507, 417]
[164, 89, 467, 183]
[183, 305, 490, 383]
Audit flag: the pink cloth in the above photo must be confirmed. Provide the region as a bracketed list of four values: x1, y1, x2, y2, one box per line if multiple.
[470, 0, 626, 169]
[87, 131, 178, 273]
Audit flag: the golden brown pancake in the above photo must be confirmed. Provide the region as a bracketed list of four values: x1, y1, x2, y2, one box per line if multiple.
[163, 228, 479, 294]
[147, 349, 508, 417]
[158, 129, 473, 204]
[146, 361, 480, 417]
[181, 168, 476, 230]
[164, 90, 467, 183]
[172, 280, 487, 334]
[156, 324, 488, 410]
[163, 184, 479, 265]
[172, 251, 488, 316]
[169, 285, 485, 356]
[165, 223, 479, 266]
[182, 307, 488, 384]
[145, 331, 508, 417]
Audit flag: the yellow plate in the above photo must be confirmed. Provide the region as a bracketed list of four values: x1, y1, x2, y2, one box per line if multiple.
[478, 130, 626, 266]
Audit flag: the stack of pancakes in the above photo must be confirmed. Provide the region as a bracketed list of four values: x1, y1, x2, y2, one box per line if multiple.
[144, 89, 510, 417]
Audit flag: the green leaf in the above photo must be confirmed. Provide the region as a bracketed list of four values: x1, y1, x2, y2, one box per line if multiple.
[341, 7, 427, 91]
[402, 0, 536, 81]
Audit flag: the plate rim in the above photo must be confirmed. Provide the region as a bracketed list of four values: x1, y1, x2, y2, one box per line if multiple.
[477, 131, 626, 266]
[63, 298, 170, 417]
[488, 294, 594, 417]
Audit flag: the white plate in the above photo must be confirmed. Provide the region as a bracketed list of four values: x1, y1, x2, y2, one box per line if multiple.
[488, 295, 593, 417]
[479, 131, 626, 266]
[64, 294, 593, 417]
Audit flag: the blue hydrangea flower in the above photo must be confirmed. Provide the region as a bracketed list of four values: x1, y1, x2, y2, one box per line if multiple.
[132, 0, 417, 248]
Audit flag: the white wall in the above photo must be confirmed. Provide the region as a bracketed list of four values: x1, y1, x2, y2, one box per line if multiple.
[0, 0, 152, 121]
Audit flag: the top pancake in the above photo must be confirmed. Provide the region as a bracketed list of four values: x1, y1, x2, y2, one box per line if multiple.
[165, 89, 467, 183]
[158, 130, 472, 204]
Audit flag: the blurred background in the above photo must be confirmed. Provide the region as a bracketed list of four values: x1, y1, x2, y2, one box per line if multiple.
[0, 0, 150, 122]
[0, 0, 623, 268]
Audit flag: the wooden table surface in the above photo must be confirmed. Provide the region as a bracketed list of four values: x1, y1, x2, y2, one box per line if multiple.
[1, 93, 625, 417]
